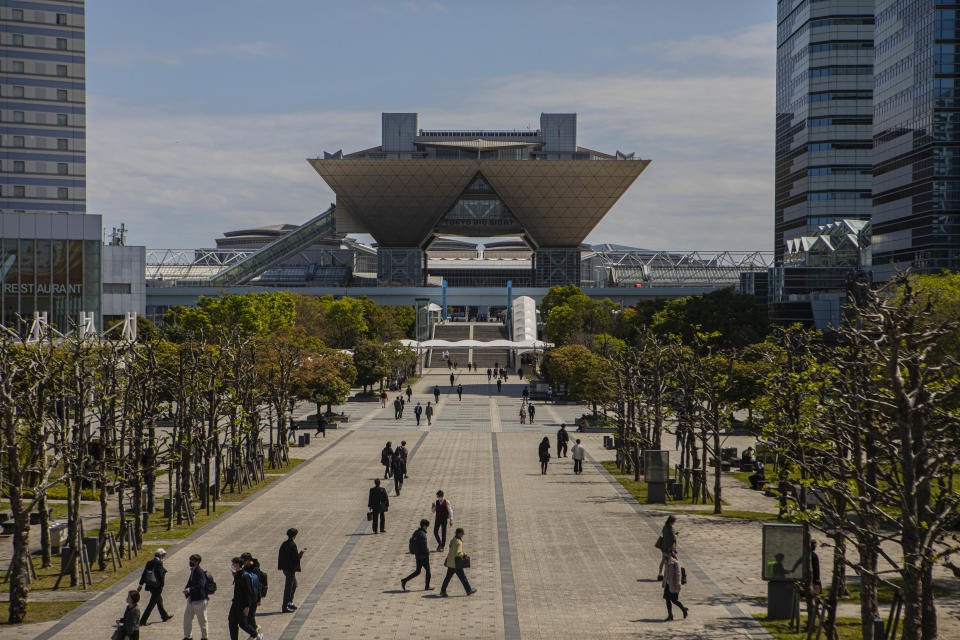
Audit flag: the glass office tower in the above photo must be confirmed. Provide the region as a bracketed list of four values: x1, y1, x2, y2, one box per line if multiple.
[873, 1, 960, 278]
[0, 1, 85, 215]
[775, 0, 875, 264]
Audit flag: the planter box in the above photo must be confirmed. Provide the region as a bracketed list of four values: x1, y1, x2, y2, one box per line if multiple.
[348, 395, 380, 403]
[578, 426, 616, 433]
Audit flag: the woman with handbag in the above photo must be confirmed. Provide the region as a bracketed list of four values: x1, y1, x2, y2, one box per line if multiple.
[440, 528, 476, 597]
[663, 551, 689, 621]
[538, 437, 551, 474]
[114, 590, 141, 640]
[657, 515, 678, 581]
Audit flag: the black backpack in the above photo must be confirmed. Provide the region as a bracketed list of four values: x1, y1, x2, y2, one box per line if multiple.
[409, 530, 418, 555]
[254, 564, 268, 598]
[203, 570, 217, 596]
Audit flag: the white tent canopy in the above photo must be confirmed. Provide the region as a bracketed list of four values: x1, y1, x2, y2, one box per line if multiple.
[399, 338, 553, 349]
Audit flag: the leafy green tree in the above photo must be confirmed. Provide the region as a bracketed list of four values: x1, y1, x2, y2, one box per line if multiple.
[352, 340, 389, 392]
[163, 292, 295, 340]
[542, 304, 582, 344]
[294, 351, 356, 416]
[540, 284, 589, 316]
[326, 298, 368, 348]
[651, 287, 768, 349]
[542, 344, 609, 413]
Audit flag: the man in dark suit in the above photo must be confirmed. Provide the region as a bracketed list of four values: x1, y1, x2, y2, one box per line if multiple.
[368, 479, 389, 533]
[278, 528, 305, 613]
[137, 548, 172, 625]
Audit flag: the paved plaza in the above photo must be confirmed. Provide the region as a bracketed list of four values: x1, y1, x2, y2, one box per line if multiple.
[12, 370, 960, 640]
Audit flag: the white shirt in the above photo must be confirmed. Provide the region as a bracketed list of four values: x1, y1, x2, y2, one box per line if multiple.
[571, 444, 585, 460]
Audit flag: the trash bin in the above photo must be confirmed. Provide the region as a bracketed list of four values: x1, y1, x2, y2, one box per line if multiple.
[163, 498, 172, 519]
[82, 536, 98, 563]
[302, 433, 310, 446]
[298, 435, 305, 447]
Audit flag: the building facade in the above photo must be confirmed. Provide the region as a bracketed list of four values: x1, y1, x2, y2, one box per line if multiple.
[873, 0, 960, 278]
[0, 0, 85, 215]
[775, 0, 875, 265]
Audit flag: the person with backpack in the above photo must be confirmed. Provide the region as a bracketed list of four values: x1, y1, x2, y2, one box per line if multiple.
[240, 553, 266, 633]
[433, 385, 441, 403]
[228, 557, 259, 640]
[368, 479, 389, 533]
[137, 548, 171, 625]
[431, 490, 453, 551]
[182, 553, 210, 640]
[278, 528, 304, 613]
[401, 519, 433, 592]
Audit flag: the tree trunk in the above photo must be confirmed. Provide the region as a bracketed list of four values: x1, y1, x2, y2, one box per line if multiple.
[712, 419, 722, 514]
[824, 533, 846, 640]
[921, 561, 937, 640]
[37, 490, 51, 568]
[97, 480, 108, 570]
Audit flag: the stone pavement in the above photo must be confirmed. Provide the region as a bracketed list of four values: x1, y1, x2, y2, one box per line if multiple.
[17, 369, 959, 639]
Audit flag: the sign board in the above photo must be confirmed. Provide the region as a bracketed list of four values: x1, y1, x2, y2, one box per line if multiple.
[643, 450, 669, 483]
[761, 523, 807, 582]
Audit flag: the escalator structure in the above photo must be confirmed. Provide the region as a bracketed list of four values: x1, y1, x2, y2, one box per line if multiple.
[203, 205, 337, 287]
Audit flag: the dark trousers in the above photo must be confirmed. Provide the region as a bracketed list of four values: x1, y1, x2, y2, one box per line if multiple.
[383, 463, 391, 479]
[282, 569, 298, 610]
[415, 414, 421, 425]
[664, 588, 685, 617]
[573, 458, 583, 474]
[558, 442, 567, 457]
[228, 602, 258, 640]
[434, 520, 447, 548]
[372, 509, 385, 533]
[139, 588, 168, 625]
[440, 567, 472, 594]
[402, 555, 431, 588]
[394, 473, 403, 494]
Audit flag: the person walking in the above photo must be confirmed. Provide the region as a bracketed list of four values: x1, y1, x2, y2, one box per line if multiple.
[116, 590, 141, 640]
[425, 402, 434, 426]
[496, 378, 502, 393]
[399, 395, 405, 418]
[182, 554, 209, 640]
[519, 405, 526, 424]
[392, 452, 405, 495]
[522, 386, 529, 401]
[369, 479, 389, 534]
[450, 372, 455, 387]
[538, 437, 551, 474]
[440, 528, 476, 597]
[381, 442, 393, 479]
[228, 557, 259, 640]
[557, 424, 569, 458]
[380, 390, 387, 408]
[401, 519, 433, 592]
[393, 396, 402, 421]
[528, 403, 535, 424]
[658, 515, 678, 581]
[433, 385, 441, 404]
[487, 368, 492, 382]
[414, 402, 423, 426]
[663, 551, 689, 620]
[432, 490, 453, 551]
[137, 548, 172, 625]
[278, 528, 304, 613]
[406, 385, 412, 403]
[494, 360, 499, 370]
[395, 440, 409, 478]
[315, 412, 326, 438]
[571, 438, 585, 475]
[457, 383, 463, 401]
[240, 553, 266, 639]
[467, 362, 472, 372]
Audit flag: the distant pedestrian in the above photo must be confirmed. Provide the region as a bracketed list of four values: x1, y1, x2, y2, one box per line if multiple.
[522, 386, 529, 400]
[497, 378, 502, 392]
[369, 479, 389, 533]
[457, 384, 463, 401]
[658, 515, 678, 581]
[240, 553, 265, 631]
[315, 413, 326, 438]
[401, 519, 433, 592]
[425, 402, 434, 425]
[519, 406, 526, 424]
[528, 403, 535, 424]
[406, 385, 412, 402]
[228, 557, 258, 640]
[396, 440, 409, 478]
[494, 361, 499, 370]
[399, 396, 405, 418]
[381, 442, 393, 479]
[414, 402, 423, 426]
[440, 528, 476, 597]
[432, 490, 454, 551]
[467, 362, 472, 372]
[137, 548, 171, 625]
[393, 397, 402, 421]
[116, 590, 141, 640]
[182, 554, 209, 640]
[571, 438, 585, 474]
[450, 373, 455, 387]
[487, 368, 492, 381]
[538, 437, 551, 474]
[392, 453, 405, 495]
[380, 390, 387, 408]
[278, 528, 304, 613]
[663, 551, 689, 621]
[557, 424, 569, 457]
[434, 386, 441, 403]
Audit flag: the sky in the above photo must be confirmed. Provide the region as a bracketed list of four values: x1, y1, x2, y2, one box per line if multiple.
[85, 0, 777, 251]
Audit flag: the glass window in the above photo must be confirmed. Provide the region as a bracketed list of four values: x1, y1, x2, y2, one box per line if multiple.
[57, 114, 68, 126]
[13, 161, 25, 173]
[56, 38, 67, 50]
[57, 138, 68, 150]
[12, 9, 23, 21]
[35, 239, 52, 319]
[3, 239, 19, 327]
[19, 240, 36, 321]
[13, 85, 24, 97]
[56, 14, 67, 25]
[14, 111, 25, 123]
[12, 61, 24, 73]
[12, 34, 23, 46]
[13, 186, 25, 197]
[13, 136, 25, 147]
[57, 163, 68, 175]
[56, 65, 67, 77]
[57, 187, 68, 199]
[83, 241, 101, 320]
[57, 89, 68, 101]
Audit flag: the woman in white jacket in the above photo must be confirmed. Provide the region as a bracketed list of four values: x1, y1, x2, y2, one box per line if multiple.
[663, 551, 689, 621]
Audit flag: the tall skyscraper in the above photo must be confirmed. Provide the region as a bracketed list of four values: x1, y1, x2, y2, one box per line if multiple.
[873, 1, 960, 278]
[775, 0, 875, 265]
[1, 0, 85, 215]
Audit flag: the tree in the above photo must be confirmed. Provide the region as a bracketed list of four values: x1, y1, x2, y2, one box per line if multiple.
[163, 292, 295, 340]
[325, 298, 368, 348]
[542, 304, 582, 345]
[353, 340, 389, 392]
[542, 344, 609, 413]
[294, 351, 356, 416]
[651, 287, 768, 349]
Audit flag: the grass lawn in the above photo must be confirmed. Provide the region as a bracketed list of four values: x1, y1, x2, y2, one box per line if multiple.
[754, 615, 863, 639]
[0, 502, 70, 519]
[1, 544, 163, 594]
[0, 600, 85, 625]
[835, 578, 952, 605]
[663, 508, 778, 522]
[601, 461, 702, 506]
[219, 458, 305, 502]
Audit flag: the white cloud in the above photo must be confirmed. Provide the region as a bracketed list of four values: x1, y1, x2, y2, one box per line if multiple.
[87, 23, 775, 253]
[633, 21, 776, 65]
[93, 41, 280, 67]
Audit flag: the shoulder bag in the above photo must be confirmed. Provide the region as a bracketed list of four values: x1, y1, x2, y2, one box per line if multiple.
[455, 554, 471, 570]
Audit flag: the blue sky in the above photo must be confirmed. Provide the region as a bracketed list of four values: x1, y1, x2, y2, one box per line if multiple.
[85, 0, 776, 250]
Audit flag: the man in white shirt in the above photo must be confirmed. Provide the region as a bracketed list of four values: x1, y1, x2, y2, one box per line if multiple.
[571, 439, 585, 475]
